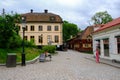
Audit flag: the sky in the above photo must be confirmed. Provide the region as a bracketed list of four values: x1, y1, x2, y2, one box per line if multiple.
[0, 0, 120, 30]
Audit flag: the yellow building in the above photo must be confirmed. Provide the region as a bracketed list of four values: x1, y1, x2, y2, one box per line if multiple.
[18, 9, 63, 47]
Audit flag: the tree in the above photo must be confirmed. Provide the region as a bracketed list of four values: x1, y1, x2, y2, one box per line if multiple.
[0, 14, 22, 48]
[91, 11, 113, 24]
[63, 21, 80, 42]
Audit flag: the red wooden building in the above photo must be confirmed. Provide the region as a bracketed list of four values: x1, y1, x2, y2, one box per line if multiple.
[67, 26, 93, 52]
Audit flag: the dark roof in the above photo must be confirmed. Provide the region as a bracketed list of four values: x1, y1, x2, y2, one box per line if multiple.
[94, 17, 120, 32]
[21, 10, 63, 23]
[81, 26, 94, 39]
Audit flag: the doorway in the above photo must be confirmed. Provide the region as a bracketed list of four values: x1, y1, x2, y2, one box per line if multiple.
[103, 39, 109, 57]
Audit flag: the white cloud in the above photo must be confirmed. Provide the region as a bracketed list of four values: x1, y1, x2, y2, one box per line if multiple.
[56, 0, 83, 7]
[0, 0, 120, 30]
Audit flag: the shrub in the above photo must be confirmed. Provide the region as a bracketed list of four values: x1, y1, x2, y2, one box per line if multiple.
[9, 34, 22, 48]
[42, 45, 56, 54]
[24, 39, 36, 48]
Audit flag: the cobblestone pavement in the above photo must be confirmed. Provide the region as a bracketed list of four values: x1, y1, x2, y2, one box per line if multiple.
[0, 50, 120, 80]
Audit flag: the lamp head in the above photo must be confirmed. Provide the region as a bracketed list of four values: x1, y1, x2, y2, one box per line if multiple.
[21, 16, 26, 28]
[21, 16, 26, 23]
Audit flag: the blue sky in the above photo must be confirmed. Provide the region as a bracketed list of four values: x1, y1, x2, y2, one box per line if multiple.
[0, 0, 120, 30]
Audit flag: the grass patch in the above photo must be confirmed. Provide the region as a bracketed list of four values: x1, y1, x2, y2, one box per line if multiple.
[0, 47, 41, 63]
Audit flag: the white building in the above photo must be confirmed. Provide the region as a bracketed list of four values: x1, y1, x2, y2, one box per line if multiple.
[92, 17, 120, 61]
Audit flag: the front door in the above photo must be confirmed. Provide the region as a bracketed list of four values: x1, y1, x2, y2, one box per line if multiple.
[103, 39, 109, 57]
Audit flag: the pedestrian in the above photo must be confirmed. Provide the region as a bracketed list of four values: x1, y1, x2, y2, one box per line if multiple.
[44, 51, 52, 61]
[96, 48, 100, 63]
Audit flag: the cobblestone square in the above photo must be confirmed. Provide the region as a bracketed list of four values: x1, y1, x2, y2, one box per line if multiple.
[0, 50, 120, 80]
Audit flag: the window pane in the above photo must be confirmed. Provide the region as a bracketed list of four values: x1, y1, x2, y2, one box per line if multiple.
[24, 36, 27, 41]
[25, 26, 28, 31]
[39, 26, 43, 31]
[47, 35, 52, 44]
[30, 36, 34, 42]
[47, 26, 51, 31]
[38, 36, 43, 43]
[55, 26, 58, 31]
[31, 26, 34, 31]
[18, 26, 20, 31]
[55, 35, 59, 43]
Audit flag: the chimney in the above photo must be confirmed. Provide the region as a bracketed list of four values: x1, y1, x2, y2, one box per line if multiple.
[44, 9, 48, 13]
[30, 9, 33, 13]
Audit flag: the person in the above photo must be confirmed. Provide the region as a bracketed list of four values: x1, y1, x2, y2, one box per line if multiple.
[44, 51, 52, 61]
[96, 48, 100, 63]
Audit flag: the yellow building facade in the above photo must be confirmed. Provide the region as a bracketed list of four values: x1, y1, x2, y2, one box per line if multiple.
[18, 10, 63, 47]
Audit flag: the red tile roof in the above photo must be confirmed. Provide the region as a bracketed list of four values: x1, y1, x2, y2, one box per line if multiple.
[94, 17, 120, 32]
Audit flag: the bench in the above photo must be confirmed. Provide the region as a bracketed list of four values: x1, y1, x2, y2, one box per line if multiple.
[39, 53, 52, 62]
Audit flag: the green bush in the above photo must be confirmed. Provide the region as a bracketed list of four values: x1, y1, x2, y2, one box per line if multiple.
[0, 49, 7, 63]
[24, 40, 36, 48]
[9, 34, 22, 48]
[42, 45, 56, 54]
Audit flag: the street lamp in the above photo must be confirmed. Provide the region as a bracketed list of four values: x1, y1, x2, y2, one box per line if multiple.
[41, 34, 43, 46]
[21, 16, 26, 66]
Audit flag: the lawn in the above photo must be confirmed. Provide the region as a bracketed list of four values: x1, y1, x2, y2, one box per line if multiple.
[0, 47, 41, 63]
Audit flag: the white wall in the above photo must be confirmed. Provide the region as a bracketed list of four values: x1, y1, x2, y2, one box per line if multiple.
[93, 27, 120, 60]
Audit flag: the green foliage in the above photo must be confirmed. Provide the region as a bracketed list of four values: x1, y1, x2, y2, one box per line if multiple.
[0, 49, 7, 63]
[0, 14, 22, 49]
[91, 11, 113, 24]
[0, 47, 41, 63]
[63, 21, 81, 42]
[9, 34, 22, 48]
[42, 45, 56, 54]
[24, 40, 36, 47]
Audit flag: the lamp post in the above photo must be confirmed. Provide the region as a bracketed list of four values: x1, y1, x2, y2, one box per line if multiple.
[41, 34, 43, 46]
[21, 16, 26, 66]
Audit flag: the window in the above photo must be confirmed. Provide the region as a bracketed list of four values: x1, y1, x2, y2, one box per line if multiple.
[39, 26, 43, 31]
[50, 16, 56, 21]
[83, 44, 88, 48]
[18, 26, 21, 31]
[47, 26, 51, 31]
[31, 25, 34, 31]
[117, 37, 120, 54]
[55, 35, 59, 43]
[24, 36, 27, 41]
[54, 26, 59, 31]
[38, 36, 43, 43]
[30, 36, 34, 42]
[47, 35, 52, 45]
[25, 26, 28, 31]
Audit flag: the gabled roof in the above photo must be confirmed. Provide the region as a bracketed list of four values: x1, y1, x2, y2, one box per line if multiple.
[21, 10, 63, 23]
[67, 26, 94, 42]
[81, 26, 94, 39]
[94, 17, 120, 32]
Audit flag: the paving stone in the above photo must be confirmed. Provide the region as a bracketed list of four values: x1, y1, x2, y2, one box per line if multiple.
[0, 50, 120, 80]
